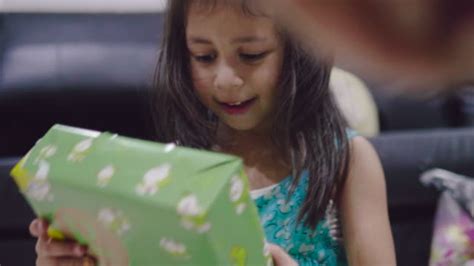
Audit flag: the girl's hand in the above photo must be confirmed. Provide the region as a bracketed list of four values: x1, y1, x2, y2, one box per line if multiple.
[268, 243, 298, 266]
[29, 218, 96, 266]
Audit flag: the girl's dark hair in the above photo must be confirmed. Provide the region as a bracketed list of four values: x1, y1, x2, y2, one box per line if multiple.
[152, 0, 350, 229]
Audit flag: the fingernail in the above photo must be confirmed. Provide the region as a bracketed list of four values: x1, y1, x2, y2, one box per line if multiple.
[33, 220, 40, 232]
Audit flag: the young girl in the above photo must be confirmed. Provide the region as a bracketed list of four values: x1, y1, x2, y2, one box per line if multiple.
[30, 0, 396, 265]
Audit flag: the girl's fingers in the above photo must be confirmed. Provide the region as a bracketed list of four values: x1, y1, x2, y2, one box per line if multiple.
[30, 218, 96, 265]
[268, 244, 298, 266]
[29, 219, 39, 237]
[29, 218, 48, 237]
[36, 235, 87, 257]
[36, 255, 96, 266]
[29, 218, 40, 237]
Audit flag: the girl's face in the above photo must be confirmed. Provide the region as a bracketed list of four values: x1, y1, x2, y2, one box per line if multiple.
[186, 4, 284, 132]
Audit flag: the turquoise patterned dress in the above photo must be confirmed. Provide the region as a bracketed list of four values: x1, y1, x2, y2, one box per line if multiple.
[251, 131, 357, 266]
[252, 172, 347, 266]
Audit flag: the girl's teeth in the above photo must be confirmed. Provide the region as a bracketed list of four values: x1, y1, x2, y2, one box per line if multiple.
[229, 102, 242, 106]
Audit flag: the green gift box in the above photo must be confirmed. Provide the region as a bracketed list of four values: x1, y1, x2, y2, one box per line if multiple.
[11, 124, 272, 266]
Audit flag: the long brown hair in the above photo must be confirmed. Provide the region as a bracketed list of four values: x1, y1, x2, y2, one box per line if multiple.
[152, 0, 350, 229]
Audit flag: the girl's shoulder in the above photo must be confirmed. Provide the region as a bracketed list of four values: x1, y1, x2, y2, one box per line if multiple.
[340, 135, 396, 264]
[341, 134, 387, 226]
[342, 134, 385, 218]
[347, 134, 381, 178]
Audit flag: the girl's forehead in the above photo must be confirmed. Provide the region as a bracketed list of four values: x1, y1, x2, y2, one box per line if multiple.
[188, 1, 247, 17]
[188, 0, 265, 16]
[186, 2, 277, 38]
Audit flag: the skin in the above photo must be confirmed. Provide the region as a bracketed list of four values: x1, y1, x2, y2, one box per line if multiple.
[188, 5, 284, 133]
[340, 137, 396, 265]
[187, 3, 396, 265]
[29, 218, 96, 266]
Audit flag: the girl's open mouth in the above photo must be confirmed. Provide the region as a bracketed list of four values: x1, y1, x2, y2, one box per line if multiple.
[218, 97, 257, 115]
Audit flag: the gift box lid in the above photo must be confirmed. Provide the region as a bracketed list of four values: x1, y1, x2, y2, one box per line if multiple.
[11, 124, 244, 216]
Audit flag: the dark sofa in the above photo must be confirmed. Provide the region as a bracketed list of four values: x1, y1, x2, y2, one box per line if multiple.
[1, 13, 473, 266]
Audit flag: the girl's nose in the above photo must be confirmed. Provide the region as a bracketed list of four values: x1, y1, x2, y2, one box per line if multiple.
[214, 64, 244, 90]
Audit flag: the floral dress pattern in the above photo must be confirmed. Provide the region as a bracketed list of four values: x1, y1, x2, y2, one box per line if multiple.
[252, 130, 357, 265]
[253, 172, 347, 266]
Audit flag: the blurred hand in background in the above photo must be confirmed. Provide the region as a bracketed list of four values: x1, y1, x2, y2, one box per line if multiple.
[266, 0, 474, 91]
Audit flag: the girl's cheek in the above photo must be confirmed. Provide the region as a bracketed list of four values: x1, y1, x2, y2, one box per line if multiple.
[192, 77, 211, 92]
[191, 70, 213, 92]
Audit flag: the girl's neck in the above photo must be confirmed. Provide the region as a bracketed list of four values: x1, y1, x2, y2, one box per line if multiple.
[214, 122, 292, 187]
[215, 122, 275, 157]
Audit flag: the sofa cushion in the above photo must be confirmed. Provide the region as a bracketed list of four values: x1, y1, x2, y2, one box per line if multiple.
[0, 14, 163, 157]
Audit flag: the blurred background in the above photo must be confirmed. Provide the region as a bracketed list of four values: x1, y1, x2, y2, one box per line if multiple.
[0, 1, 473, 265]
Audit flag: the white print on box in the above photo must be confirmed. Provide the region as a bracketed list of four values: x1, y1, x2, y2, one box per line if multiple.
[97, 165, 115, 187]
[177, 194, 212, 234]
[26, 160, 54, 202]
[135, 164, 171, 196]
[97, 208, 131, 236]
[164, 143, 176, 153]
[34, 145, 57, 164]
[67, 138, 93, 162]
[160, 238, 191, 259]
[229, 176, 247, 215]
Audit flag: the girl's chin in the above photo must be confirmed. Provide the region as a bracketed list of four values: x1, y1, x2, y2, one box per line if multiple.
[220, 118, 269, 133]
[224, 122, 258, 132]
[218, 118, 257, 131]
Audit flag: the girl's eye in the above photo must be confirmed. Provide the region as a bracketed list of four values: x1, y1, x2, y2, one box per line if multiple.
[240, 52, 268, 62]
[193, 54, 216, 63]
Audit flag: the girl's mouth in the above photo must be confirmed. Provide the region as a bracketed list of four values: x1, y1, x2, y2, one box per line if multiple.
[218, 97, 257, 115]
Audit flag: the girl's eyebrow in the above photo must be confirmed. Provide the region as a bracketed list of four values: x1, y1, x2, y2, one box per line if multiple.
[188, 36, 212, 44]
[231, 36, 267, 44]
[187, 36, 268, 44]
